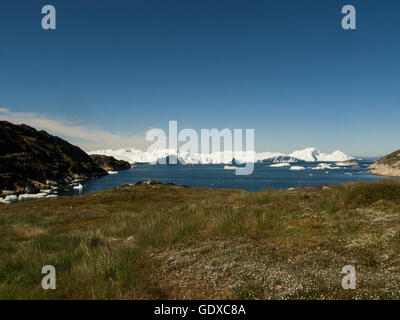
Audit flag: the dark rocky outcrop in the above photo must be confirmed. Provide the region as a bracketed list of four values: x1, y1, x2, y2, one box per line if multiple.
[0, 121, 107, 195]
[369, 149, 400, 178]
[90, 154, 132, 171]
[135, 179, 177, 186]
[0, 173, 40, 195]
[134, 180, 190, 188]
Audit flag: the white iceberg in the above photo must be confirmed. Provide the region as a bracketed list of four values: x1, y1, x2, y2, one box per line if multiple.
[312, 163, 340, 170]
[107, 171, 118, 174]
[18, 193, 47, 201]
[0, 195, 19, 204]
[289, 148, 352, 162]
[256, 152, 285, 162]
[290, 166, 305, 170]
[270, 163, 290, 167]
[224, 165, 237, 170]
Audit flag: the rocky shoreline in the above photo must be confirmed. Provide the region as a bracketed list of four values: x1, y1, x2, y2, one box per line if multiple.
[369, 163, 400, 178]
[0, 179, 180, 204]
[368, 149, 400, 178]
[0, 121, 132, 203]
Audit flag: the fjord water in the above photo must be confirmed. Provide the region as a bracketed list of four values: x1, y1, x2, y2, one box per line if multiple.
[66, 160, 387, 196]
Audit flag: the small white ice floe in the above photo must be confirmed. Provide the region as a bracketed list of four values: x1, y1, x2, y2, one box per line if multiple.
[107, 171, 118, 174]
[0, 195, 19, 204]
[18, 193, 47, 201]
[290, 166, 305, 170]
[270, 163, 290, 167]
[73, 184, 83, 190]
[312, 163, 340, 170]
[345, 173, 352, 175]
[224, 165, 237, 170]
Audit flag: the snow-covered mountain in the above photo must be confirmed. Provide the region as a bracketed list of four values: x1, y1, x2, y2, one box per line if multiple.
[89, 147, 353, 165]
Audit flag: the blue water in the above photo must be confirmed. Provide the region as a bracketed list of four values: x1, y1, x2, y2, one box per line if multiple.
[64, 160, 391, 195]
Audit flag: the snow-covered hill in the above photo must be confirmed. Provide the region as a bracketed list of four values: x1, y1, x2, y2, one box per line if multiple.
[89, 147, 353, 165]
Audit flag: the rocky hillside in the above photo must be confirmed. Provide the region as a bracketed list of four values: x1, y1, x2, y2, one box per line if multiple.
[369, 149, 400, 178]
[0, 121, 107, 195]
[90, 154, 132, 171]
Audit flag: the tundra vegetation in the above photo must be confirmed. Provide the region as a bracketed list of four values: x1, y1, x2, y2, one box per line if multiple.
[1, 180, 400, 299]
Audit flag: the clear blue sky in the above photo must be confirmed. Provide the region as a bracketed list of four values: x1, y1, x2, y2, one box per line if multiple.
[0, 0, 399, 155]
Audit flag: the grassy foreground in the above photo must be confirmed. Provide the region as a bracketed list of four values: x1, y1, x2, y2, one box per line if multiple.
[1, 181, 400, 299]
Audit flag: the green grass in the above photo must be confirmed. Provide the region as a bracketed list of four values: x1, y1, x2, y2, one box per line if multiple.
[1, 181, 400, 299]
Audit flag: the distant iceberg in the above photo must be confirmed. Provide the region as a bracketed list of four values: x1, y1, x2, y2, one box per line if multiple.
[289, 148, 351, 162]
[335, 161, 358, 166]
[312, 163, 328, 170]
[290, 166, 305, 170]
[89, 147, 353, 165]
[312, 163, 340, 170]
[224, 165, 237, 170]
[270, 163, 290, 167]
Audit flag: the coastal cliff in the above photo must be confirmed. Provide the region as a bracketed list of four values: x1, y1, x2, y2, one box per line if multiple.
[0, 121, 107, 195]
[369, 149, 400, 178]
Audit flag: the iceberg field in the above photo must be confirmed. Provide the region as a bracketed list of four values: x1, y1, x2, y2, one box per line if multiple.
[89, 147, 353, 165]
